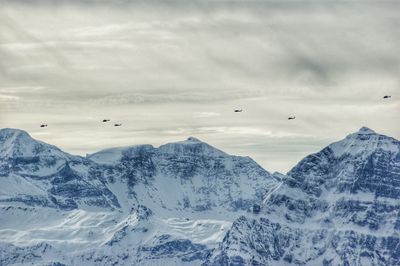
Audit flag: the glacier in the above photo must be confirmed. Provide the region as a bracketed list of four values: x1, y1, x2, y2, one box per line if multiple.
[0, 127, 399, 265]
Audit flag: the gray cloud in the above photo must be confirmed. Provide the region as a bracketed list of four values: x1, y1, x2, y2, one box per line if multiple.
[0, 0, 399, 172]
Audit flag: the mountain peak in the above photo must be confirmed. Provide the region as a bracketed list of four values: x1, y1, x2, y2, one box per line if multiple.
[88, 137, 226, 165]
[0, 128, 36, 158]
[158, 137, 227, 157]
[357, 126, 376, 134]
[186, 136, 202, 142]
[287, 126, 399, 196]
[0, 128, 31, 140]
[0, 127, 68, 159]
[327, 127, 399, 158]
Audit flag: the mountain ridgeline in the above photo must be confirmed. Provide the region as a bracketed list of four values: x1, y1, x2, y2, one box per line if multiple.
[0, 127, 399, 265]
[206, 127, 400, 266]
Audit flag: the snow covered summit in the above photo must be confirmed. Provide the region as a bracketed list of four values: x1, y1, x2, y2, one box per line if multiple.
[288, 126, 400, 198]
[207, 127, 400, 265]
[0, 129, 279, 265]
[1, 127, 399, 265]
[88, 136, 278, 216]
[88, 136, 228, 165]
[329, 126, 399, 158]
[0, 128, 69, 159]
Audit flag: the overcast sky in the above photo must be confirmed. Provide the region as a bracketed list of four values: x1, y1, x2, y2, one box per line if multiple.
[0, 0, 399, 173]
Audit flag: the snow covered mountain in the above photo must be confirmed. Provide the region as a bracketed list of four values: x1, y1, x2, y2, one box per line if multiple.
[1, 127, 399, 265]
[206, 127, 400, 265]
[88, 136, 277, 216]
[0, 128, 119, 210]
[0, 128, 279, 265]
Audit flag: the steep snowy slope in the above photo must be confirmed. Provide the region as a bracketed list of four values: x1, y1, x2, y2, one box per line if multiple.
[0, 128, 279, 265]
[0, 128, 119, 210]
[88, 136, 278, 218]
[206, 127, 400, 265]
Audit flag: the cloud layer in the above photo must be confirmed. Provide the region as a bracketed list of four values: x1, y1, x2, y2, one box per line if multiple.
[1, 0, 399, 172]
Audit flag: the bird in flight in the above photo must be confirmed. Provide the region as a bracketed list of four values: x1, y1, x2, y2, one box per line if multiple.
[383, 95, 391, 99]
[102, 119, 110, 122]
[114, 123, 122, 127]
[288, 116, 296, 120]
[234, 109, 243, 113]
[40, 124, 48, 128]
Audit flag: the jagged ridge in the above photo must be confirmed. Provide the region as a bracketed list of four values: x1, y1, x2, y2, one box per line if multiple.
[206, 127, 400, 266]
[1, 127, 399, 266]
[0, 128, 279, 265]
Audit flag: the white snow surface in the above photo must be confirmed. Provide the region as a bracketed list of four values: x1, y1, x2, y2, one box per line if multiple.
[0, 128, 72, 160]
[0, 129, 279, 265]
[329, 126, 399, 157]
[3, 127, 398, 265]
[205, 127, 400, 266]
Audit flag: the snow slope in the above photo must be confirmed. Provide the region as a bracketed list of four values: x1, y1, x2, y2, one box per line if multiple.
[0, 128, 279, 265]
[1, 127, 399, 265]
[206, 127, 400, 266]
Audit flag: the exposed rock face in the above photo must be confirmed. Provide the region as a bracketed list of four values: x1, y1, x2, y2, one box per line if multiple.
[206, 127, 400, 266]
[0, 128, 278, 265]
[89, 136, 277, 214]
[0, 128, 120, 210]
[2, 127, 399, 265]
[288, 126, 400, 199]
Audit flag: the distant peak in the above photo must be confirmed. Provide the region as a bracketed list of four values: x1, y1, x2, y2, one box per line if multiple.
[186, 136, 202, 142]
[327, 127, 398, 158]
[0, 128, 30, 137]
[0, 128, 70, 159]
[357, 127, 376, 134]
[0, 128, 33, 144]
[158, 137, 227, 157]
